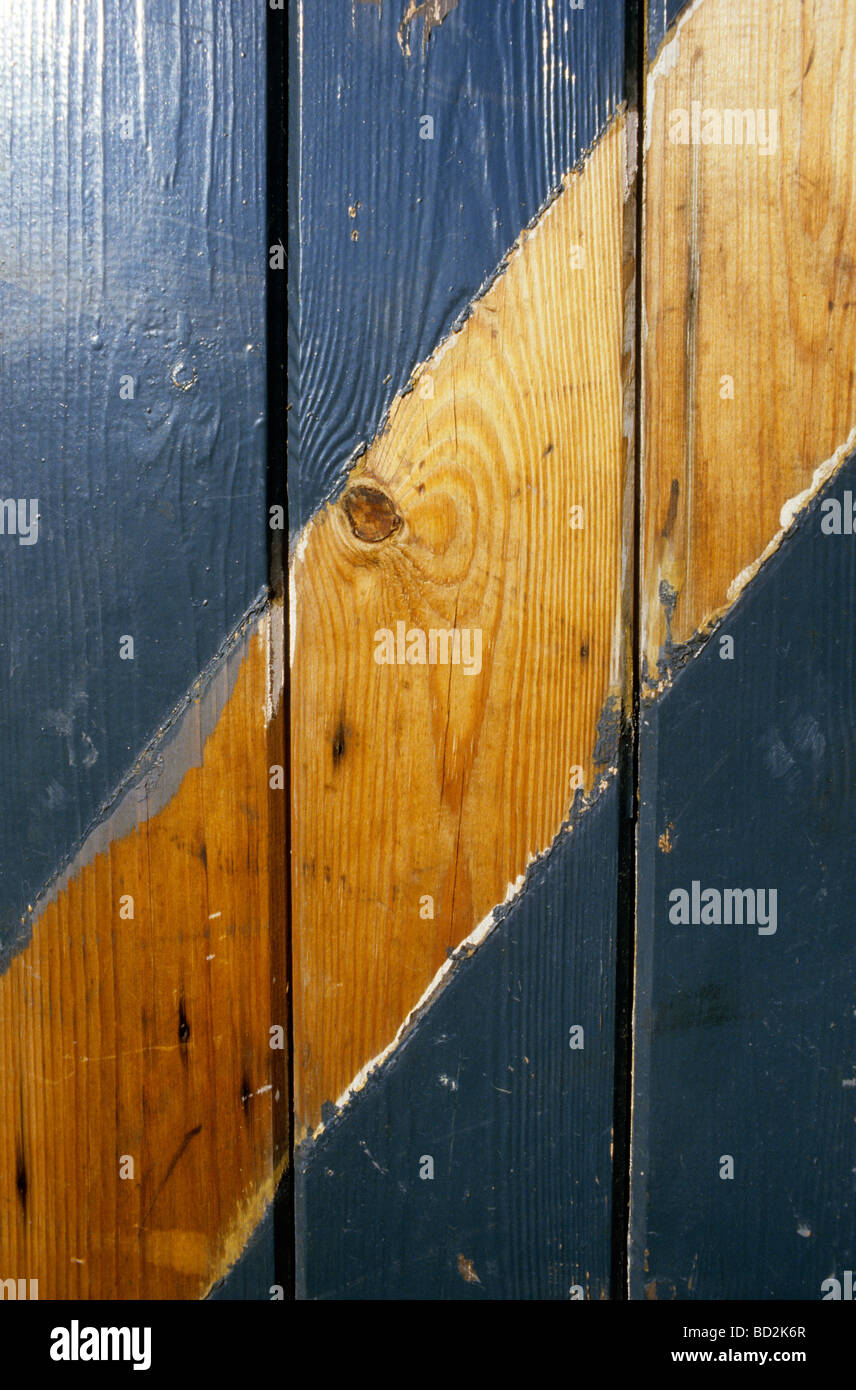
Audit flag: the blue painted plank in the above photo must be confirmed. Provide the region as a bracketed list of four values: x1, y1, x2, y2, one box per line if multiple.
[631, 452, 856, 1300]
[0, 0, 266, 952]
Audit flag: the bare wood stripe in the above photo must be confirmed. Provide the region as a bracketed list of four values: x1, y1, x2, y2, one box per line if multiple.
[291, 116, 633, 1138]
[642, 0, 856, 676]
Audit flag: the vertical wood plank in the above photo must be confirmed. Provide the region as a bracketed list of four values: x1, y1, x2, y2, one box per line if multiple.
[632, 0, 856, 1300]
[0, 0, 278, 1298]
[291, 0, 634, 1297]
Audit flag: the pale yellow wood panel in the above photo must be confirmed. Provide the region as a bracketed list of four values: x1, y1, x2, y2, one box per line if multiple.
[643, 0, 856, 676]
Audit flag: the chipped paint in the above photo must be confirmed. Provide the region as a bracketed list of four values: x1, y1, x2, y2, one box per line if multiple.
[457, 1253, 481, 1285]
[644, 0, 705, 152]
[397, 0, 458, 57]
[728, 425, 856, 606]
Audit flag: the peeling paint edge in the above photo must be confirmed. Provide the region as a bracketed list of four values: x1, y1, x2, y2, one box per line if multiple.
[199, 1155, 287, 1300]
[644, 0, 704, 152]
[1, 589, 272, 973]
[303, 760, 620, 1148]
[643, 425, 856, 700]
[729, 424, 856, 603]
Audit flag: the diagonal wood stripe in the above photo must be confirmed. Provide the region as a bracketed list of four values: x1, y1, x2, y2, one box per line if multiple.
[642, 0, 856, 679]
[291, 115, 633, 1138]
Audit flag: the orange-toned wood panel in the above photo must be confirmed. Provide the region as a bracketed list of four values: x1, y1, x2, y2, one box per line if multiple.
[0, 612, 283, 1299]
[291, 116, 633, 1137]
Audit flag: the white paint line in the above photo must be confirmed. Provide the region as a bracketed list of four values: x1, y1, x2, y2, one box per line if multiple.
[264, 597, 285, 727]
[727, 424, 856, 605]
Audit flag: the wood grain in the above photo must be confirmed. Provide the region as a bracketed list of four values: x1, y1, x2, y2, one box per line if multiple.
[0, 611, 283, 1299]
[291, 116, 633, 1137]
[642, 0, 856, 677]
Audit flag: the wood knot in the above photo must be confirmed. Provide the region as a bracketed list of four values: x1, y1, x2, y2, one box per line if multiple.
[343, 484, 402, 543]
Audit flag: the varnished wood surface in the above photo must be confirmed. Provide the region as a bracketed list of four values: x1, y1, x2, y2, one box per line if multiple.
[291, 116, 633, 1137]
[642, 0, 856, 677]
[0, 613, 282, 1299]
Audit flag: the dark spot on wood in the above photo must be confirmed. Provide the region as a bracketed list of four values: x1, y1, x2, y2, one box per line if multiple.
[332, 720, 346, 763]
[343, 484, 402, 543]
[198, 842, 207, 869]
[803, 44, 815, 78]
[542, 442, 553, 457]
[15, 1146, 27, 1211]
[661, 477, 680, 539]
[659, 579, 679, 647]
[829, 300, 835, 312]
[178, 997, 190, 1044]
[241, 1076, 253, 1107]
[139, 1125, 202, 1229]
[580, 643, 589, 660]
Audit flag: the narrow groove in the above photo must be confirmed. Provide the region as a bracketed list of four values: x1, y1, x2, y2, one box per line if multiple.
[267, 0, 294, 1300]
[611, 0, 645, 1303]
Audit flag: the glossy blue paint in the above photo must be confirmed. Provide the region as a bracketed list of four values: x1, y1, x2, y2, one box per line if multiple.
[631, 450, 856, 1299]
[288, 0, 626, 535]
[0, 0, 266, 955]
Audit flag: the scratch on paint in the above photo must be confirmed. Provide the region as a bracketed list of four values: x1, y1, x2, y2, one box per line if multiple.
[359, 1140, 388, 1175]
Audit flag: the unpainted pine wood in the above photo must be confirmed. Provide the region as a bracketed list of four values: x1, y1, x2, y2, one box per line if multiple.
[291, 116, 632, 1137]
[0, 615, 281, 1299]
[642, 0, 856, 677]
